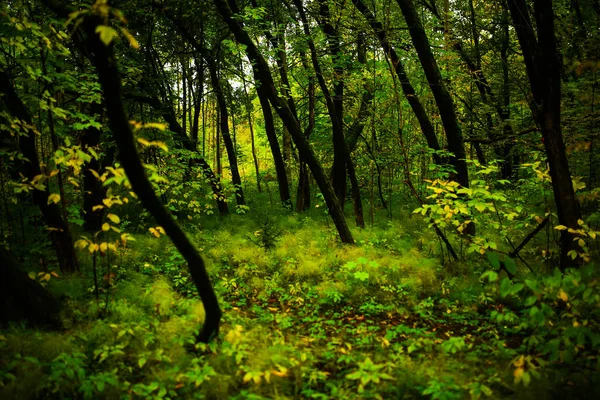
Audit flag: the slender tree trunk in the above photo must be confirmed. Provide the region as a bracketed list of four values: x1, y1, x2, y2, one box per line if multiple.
[255, 72, 291, 205]
[395, 0, 469, 190]
[82, 103, 108, 232]
[352, 0, 442, 165]
[507, 0, 583, 269]
[214, 0, 354, 244]
[0, 71, 78, 273]
[318, 0, 347, 206]
[239, 57, 261, 193]
[295, 0, 364, 226]
[295, 53, 315, 212]
[206, 57, 246, 206]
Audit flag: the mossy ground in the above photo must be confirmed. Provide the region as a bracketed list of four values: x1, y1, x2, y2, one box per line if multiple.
[1, 209, 598, 399]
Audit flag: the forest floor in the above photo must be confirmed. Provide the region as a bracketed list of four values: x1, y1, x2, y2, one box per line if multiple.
[1, 210, 599, 399]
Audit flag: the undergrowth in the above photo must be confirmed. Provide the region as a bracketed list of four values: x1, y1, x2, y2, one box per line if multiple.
[1, 213, 599, 400]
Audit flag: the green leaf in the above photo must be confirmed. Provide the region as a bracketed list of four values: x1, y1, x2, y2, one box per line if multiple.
[487, 252, 500, 269]
[499, 278, 511, 298]
[504, 257, 517, 275]
[511, 283, 524, 295]
[480, 270, 498, 283]
[95, 25, 118, 46]
[524, 296, 537, 307]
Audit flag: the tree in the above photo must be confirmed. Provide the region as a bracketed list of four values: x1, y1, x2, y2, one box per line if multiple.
[42, 0, 222, 342]
[507, 0, 583, 269]
[212, 0, 355, 244]
[395, 0, 470, 191]
[0, 71, 79, 273]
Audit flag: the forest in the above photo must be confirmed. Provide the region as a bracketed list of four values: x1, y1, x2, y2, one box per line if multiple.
[0, 0, 599, 398]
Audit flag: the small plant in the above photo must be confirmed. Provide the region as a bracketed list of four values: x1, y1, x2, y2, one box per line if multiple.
[248, 214, 282, 250]
[345, 357, 394, 394]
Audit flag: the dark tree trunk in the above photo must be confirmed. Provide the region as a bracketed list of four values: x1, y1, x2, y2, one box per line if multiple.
[0, 71, 79, 273]
[214, 0, 354, 244]
[295, 50, 316, 212]
[346, 33, 375, 154]
[63, 9, 222, 341]
[395, 0, 469, 190]
[81, 102, 107, 232]
[295, 0, 364, 227]
[207, 56, 245, 206]
[318, 0, 347, 207]
[507, 0, 583, 269]
[190, 59, 203, 146]
[0, 248, 62, 327]
[352, 0, 442, 165]
[254, 69, 291, 206]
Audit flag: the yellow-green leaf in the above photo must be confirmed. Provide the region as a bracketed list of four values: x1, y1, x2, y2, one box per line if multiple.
[119, 27, 139, 49]
[102, 223, 110, 232]
[554, 225, 568, 231]
[47, 193, 60, 205]
[95, 25, 118, 47]
[107, 213, 120, 224]
[75, 239, 88, 250]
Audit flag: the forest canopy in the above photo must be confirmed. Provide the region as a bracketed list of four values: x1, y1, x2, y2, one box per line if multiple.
[1, 0, 599, 398]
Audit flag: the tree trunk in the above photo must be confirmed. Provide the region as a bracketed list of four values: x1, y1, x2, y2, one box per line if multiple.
[295, 0, 364, 226]
[0, 70, 79, 273]
[214, 0, 354, 244]
[318, 0, 347, 206]
[81, 102, 107, 232]
[352, 0, 442, 165]
[72, 12, 222, 342]
[255, 74, 291, 205]
[239, 56, 261, 193]
[295, 50, 316, 212]
[396, 0, 469, 189]
[0, 248, 62, 327]
[207, 56, 245, 206]
[507, 0, 582, 269]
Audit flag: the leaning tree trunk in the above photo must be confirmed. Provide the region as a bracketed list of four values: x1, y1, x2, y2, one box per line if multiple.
[254, 69, 292, 206]
[295, 51, 315, 212]
[507, 0, 582, 269]
[395, 0, 469, 189]
[0, 71, 79, 273]
[42, 2, 224, 341]
[294, 0, 364, 227]
[0, 248, 62, 327]
[214, 0, 354, 244]
[207, 56, 245, 206]
[317, 0, 347, 207]
[352, 0, 442, 165]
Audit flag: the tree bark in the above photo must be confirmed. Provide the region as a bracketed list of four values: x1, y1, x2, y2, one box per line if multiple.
[0, 70, 79, 273]
[395, 0, 470, 190]
[507, 0, 583, 269]
[207, 56, 245, 206]
[214, 0, 354, 244]
[352, 0, 442, 165]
